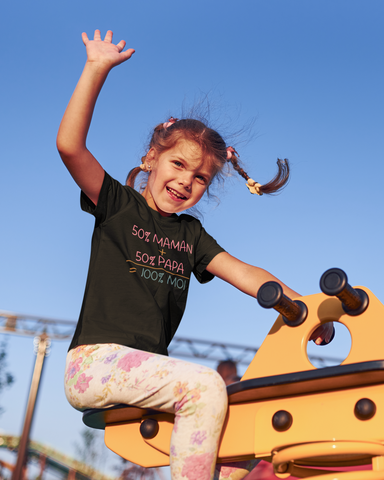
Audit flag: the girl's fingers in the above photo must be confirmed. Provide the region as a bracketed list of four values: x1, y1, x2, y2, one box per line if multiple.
[82, 30, 134, 61]
[121, 48, 135, 60]
[104, 30, 113, 43]
[116, 40, 126, 52]
[81, 32, 89, 45]
[312, 322, 334, 345]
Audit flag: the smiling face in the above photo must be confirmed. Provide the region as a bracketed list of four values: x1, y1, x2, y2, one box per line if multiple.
[142, 140, 215, 216]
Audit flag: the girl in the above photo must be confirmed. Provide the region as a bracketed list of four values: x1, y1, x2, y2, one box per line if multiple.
[58, 30, 332, 480]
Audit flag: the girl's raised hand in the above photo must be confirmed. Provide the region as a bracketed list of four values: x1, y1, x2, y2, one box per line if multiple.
[57, 29, 135, 205]
[82, 29, 135, 70]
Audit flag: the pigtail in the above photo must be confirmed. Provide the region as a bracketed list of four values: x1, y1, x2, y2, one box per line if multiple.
[226, 147, 249, 179]
[127, 115, 290, 199]
[126, 166, 142, 188]
[258, 158, 290, 195]
[227, 147, 290, 196]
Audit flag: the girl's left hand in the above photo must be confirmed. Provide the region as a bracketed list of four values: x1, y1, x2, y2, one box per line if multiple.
[310, 322, 334, 345]
[82, 29, 135, 70]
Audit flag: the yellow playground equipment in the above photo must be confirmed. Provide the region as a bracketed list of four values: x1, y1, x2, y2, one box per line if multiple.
[83, 268, 384, 479]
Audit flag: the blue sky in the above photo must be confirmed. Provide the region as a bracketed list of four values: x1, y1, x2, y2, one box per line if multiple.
[1, 0, 383, 475]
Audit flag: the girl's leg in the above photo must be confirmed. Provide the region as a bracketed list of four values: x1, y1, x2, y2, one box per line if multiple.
[64, 344, 228, 480]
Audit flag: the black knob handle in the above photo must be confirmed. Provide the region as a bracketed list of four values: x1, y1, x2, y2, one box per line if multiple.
[320, 268, 369, 316]
[272, 410, 293, 431]
[257, 281, 307, 326]
[354, 398, 376, 421]
[140, 418, 159, 439]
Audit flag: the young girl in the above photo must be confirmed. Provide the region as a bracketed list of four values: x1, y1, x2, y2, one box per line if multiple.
[58, 30, 332, 480]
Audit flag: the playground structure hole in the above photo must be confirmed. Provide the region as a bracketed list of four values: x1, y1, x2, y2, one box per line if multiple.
[307, 321, 352, 368]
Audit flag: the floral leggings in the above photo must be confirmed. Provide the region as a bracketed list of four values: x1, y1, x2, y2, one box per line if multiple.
[64, 344, 259, 480]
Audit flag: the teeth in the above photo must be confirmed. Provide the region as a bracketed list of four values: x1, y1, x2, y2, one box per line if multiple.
[168, 187, 186, 199]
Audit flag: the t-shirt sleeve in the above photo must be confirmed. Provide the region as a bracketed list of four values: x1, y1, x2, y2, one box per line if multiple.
[193, 225, 225, 284]
[80, 171, 129, 225]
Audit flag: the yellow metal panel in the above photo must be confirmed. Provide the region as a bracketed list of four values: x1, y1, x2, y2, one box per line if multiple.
[142, 414, 174, 455]
[104, 422, 170, 467]
[99, 283, 384, 476]
[242, 288, 384, 381]
[253, 384, 384, 462]
[217, 403, 260, 459]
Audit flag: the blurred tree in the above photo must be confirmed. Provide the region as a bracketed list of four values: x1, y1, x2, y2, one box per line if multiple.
[74, 426, 105, 475]
[119, 463, 155, 480]
[117, 459, 167, 480]
[0, 336, 14, 415]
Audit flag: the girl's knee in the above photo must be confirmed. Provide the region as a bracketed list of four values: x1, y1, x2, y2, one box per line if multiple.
[196, 367, 227, 404]
[211, 369, 228, 401]
[201, 368, 228, 414]
[173, 366, 227, 416]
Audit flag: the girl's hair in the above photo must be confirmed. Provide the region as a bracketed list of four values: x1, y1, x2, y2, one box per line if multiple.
[126, 118, 289, 196]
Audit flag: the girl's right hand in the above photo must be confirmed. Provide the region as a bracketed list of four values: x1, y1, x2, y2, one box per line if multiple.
[82, 29, 135, 71]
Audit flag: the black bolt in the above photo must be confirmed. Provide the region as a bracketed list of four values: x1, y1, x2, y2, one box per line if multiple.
[272, 410, 293, 432]
[355, 398, 376, 421]
[140, 418, 159, 439]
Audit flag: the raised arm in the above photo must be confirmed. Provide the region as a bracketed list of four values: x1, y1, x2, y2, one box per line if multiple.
[56, 30, 135, 205]
[207, 252, 334, 344]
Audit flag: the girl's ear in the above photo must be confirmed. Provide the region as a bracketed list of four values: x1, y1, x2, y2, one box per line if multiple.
[145, 148, 157, 171]
[146, 147, 157, 161]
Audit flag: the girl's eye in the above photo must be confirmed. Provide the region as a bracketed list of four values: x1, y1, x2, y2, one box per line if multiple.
[174, 161, 183, 167]
[196, 175, 207, 184]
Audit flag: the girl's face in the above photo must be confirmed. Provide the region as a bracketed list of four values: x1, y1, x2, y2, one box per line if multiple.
[142, 140, 214, 216]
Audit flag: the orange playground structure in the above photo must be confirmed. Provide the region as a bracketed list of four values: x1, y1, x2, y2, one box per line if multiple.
[84, 268, 384, 479]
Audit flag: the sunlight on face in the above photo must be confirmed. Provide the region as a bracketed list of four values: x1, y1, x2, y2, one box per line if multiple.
[142, 140, 215, 216]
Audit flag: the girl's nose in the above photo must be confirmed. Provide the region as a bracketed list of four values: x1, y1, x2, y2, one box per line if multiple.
[179, 174, 193, 189]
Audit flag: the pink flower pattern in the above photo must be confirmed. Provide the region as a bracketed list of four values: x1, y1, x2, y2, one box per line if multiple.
[181, 453, 215, 480]
[220, 466, 239, 479]
[66, 358, 82, 380]
[215, 461, 254, 480]
[64, 345, 256, 480]
[117, 351, 151, 372]
[74, 373, 93, 394]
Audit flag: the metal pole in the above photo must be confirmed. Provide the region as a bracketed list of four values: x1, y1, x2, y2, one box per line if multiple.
[11, 333, 50, 480]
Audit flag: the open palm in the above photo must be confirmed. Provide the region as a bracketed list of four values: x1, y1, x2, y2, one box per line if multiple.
[82, 29, 135, 69]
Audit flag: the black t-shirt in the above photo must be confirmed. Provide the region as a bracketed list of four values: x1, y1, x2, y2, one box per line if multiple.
[68, 172, 225, 355]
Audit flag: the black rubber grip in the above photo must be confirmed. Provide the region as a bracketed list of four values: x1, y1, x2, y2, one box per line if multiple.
[319, 268, 369, 316]
[257, 281, 307, 327]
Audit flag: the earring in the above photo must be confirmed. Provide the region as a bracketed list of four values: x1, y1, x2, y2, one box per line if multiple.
[139, 161, 151, 172]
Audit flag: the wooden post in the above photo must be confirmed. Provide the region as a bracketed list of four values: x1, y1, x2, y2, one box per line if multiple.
[11, 334, 50, 480]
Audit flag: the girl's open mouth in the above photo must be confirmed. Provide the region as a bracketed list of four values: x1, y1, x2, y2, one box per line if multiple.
[166, 187, 187, 201]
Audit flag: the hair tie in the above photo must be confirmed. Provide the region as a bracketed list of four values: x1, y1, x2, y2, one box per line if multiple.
[246, 178, 263, 196]
[163, 117, 178, 129]
[226, 146, 238, 160]
[140, 155, 151, 172]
